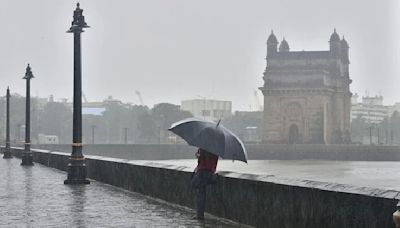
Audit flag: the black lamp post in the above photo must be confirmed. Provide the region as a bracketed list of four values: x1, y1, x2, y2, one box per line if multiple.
[64, 3, 90, 185]
[3, 87, 12, 159]
[21, 64, 34, 166]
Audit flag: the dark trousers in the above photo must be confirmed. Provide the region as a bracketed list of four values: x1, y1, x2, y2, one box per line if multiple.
[191, 170, 213, 219]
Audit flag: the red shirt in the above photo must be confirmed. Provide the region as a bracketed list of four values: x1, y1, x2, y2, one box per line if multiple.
[196, 149, 219, 173]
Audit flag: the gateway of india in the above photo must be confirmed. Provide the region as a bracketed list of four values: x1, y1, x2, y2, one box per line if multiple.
[260, 29, 352, 144]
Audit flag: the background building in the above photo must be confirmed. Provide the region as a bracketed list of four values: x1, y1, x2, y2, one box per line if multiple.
[351, 94, 389, 124]
[180, 99, 232, 122]
[350, 94, 400, 145]
[260, 29, 352, 144]
[38, 134, 59, 144]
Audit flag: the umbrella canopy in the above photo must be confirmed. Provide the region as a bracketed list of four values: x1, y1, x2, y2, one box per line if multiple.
[168, 118, 248, 163]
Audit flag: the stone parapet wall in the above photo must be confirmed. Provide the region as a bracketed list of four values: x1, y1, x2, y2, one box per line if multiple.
[31, 144, 400, 161]
[8, 147, 400, 227]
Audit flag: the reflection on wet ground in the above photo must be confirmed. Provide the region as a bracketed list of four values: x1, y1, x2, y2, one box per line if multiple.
[154, 159, 400, 191]
[0, 158, 245, 227]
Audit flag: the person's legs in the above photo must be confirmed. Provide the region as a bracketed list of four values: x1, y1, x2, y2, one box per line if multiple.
[194, 170, 212, 220]
[196, 184, 206, 220]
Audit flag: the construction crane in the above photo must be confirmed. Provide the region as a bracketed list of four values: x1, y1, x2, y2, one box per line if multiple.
[135, 90, 144, 106]
[82, 92, 88, 103]
[253, 89, 262, 111]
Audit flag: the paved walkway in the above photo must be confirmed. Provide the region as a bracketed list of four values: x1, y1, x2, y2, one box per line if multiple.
[0, 158, 245, 227]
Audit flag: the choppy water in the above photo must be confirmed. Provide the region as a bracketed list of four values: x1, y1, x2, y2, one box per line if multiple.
[154, 159, 400, 191]
[0, 158, 244, 227]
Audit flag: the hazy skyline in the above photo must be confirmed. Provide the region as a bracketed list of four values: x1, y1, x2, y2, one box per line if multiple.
[0, 0, 399, 110]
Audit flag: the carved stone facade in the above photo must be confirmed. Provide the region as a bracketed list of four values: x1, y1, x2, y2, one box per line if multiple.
[260, 30, 352, 144]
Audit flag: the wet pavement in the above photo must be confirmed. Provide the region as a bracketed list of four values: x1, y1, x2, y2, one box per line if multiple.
[0, 158, 246, 228]
[153, 159, 400, 191]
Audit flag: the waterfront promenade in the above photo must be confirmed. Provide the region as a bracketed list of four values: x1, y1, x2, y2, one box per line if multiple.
[0, 157, 243, 227]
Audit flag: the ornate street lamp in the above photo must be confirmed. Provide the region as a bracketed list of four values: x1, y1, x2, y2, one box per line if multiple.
[21, 64, 34, 166]
[3, 87, 12, 159]
[64, 3, 90, 184]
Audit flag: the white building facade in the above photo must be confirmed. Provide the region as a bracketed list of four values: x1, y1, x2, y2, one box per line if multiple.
[181, 99, 232, 122]
[351, 94, 389, 124]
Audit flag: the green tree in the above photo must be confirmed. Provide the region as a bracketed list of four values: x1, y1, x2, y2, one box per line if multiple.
[223, 111, 263, 140]
[102, 102, 132, 143]
[40, 101, 72, 143]
[100, 102, 151, 143]
[151, 103, 192, 130]
[137, 111, 158, 143]
[150, 103, 192, 143]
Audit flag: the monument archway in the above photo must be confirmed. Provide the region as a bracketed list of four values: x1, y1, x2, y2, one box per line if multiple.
[288, 124, 299, 144]
[283, 102, 303, 143]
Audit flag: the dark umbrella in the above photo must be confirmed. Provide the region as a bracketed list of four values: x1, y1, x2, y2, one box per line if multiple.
[168, 118, 248, 163]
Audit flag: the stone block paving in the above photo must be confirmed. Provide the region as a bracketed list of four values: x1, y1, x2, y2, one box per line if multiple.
[0, 158, 246, 227]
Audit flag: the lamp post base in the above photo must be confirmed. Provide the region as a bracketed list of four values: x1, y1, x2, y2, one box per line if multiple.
[64, 158, 90, 185]
[21, 152, 33, 166]
[3, 151, 12, 159]
[3, 147, 12, 159]
[64, 178, 90, 185]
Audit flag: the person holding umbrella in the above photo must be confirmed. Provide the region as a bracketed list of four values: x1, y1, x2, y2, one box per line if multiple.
[190, 147, 219, 221]
[168, 118, 248, 221]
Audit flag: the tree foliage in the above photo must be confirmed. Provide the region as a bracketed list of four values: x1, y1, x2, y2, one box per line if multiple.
[0, 94, 195, 144]
[222, 111, 263, 140]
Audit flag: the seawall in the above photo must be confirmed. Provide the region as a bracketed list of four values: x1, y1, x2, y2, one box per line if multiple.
[6, 147, 400, 228]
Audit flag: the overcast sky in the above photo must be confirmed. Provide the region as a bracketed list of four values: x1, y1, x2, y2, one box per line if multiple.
[0, 0, 399, 110]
